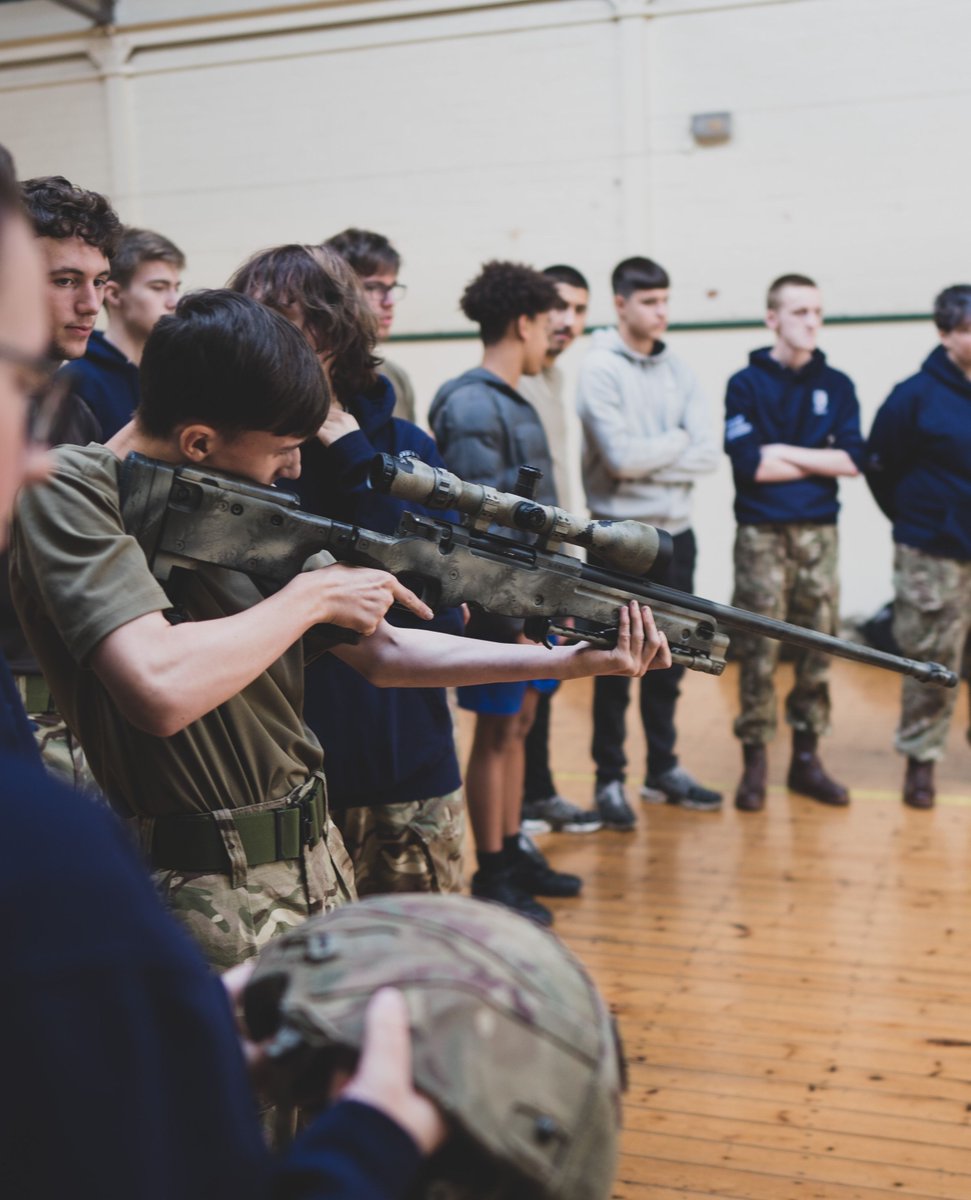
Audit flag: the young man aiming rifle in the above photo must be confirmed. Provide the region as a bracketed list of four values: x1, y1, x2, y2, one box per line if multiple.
[10, 287, 670, 968]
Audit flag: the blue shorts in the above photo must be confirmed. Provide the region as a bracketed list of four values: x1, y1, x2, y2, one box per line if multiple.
[456, 677, 559, 716]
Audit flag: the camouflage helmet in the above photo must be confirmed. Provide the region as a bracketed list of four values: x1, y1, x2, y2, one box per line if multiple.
[244, 893, 625, 1200]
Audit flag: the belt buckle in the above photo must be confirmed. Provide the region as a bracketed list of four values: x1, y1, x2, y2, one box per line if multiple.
[292, 793, 315, 847]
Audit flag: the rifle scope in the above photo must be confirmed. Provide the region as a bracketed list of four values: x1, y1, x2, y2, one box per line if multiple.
[370, 453, 673, 578]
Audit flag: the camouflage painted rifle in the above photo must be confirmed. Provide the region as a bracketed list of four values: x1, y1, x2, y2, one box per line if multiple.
[118, 451, 957, 687]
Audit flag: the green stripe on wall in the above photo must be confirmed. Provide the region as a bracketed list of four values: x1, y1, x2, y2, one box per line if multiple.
[388, 312, 931, 343]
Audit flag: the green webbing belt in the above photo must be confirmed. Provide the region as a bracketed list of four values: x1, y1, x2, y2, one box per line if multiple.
[150, 782, 325, 873]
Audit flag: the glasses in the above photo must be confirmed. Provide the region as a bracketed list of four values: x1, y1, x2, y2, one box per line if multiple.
[362, 281, 407, 305]
[0, 341, 68, 445]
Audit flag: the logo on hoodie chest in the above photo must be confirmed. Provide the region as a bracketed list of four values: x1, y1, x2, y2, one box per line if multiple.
[812, 389, 829, 416]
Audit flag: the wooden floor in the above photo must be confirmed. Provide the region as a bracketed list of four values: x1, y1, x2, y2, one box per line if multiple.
[457, 661, 971, 1200]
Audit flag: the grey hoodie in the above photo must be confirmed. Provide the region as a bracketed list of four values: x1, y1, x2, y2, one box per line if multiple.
[576, 328, 719, 532]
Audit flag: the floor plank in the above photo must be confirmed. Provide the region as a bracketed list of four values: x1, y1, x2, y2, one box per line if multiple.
[457, 660, 971, 1198]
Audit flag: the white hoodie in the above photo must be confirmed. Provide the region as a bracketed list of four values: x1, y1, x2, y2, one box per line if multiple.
[576, 327, 719, 532]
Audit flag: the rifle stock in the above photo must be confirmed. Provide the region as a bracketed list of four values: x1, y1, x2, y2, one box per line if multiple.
[117, 452, 957, 689]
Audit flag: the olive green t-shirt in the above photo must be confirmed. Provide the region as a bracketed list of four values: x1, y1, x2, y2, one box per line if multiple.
[10, 444, 324, 817]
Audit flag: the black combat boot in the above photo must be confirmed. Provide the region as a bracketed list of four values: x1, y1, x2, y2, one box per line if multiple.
[734, 744, 767, 812]
[903, 758, 935, 809]
[787, 730, 849, 806]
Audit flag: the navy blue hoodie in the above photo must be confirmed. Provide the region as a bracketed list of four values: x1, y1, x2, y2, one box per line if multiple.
[61, 330, 140, 442]
[866, 345, 971, 561]
[294, 377, 463, 811]
[0, 749, 422, 1200]
[724, 348, 864, 525]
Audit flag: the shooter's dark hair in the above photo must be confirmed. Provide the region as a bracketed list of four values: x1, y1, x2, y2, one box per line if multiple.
[766, 273, 817, 310]
[933, 285, 971, 333]
[323, 227, 401, 277]
[460, 260, 559, 345]
[611, 257, 669, 298]
[19, 175, 121, 258]
[137, 289, 328, 439]
[229, 243, 381, 403]
[110, 227, 185, 288]
[543, 264, 589, 292]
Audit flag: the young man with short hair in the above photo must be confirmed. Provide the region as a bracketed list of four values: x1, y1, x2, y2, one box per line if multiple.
[866, 284, 971, 810]
[4, 176, 122, 785]
[63, 225, 185, 440]
[12, 287, 668, 962]
[430, 261, 658, 922]
[518, 264, 601, 835]
[725, 273, 863, 812]
[578, 256, 721, 830]
[21, 174, 120, 442]
[324, 227, 416, 422]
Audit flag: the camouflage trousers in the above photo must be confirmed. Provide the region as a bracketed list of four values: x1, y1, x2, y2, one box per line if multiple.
[732, 523, 839, 745]
[336, 789, 466, 899]
[146, 778, 357, 972]
[15, 675, 97, 794]
[892, 543, 971, 761]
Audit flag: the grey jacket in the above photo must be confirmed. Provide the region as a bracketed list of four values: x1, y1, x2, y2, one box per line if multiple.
[429, 367, 558, 508]
[576, 328, 719, 532]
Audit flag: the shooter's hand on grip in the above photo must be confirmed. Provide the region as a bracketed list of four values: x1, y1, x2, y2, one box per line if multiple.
[292, 563, 433, 642]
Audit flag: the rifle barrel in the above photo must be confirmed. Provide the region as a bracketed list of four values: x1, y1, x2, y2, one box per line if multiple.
[579, 562, 957, 688]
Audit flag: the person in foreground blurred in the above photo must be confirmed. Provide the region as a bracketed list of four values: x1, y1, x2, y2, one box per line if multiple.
[0, 141, 446, 1200]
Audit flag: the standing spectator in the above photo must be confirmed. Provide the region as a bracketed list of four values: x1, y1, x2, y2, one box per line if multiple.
[725, 273, 863, 813]
[21, 175, 119, 443]
[324, 228, 416, 422]
[866, 285, 971, 809]
[518, 264, 601, 835]
[62, 226, 184, 440]
[578, 256, 721, 830]
[430, 261, 583, 924]
[6, 176, 121, 786]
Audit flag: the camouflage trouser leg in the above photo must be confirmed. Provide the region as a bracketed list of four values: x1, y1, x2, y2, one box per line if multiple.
[732, 524, 839, 744]
[336, 789, 466, 899]
[15, 675, 98, 793]
[892, 543, 971, 762]
[151, 797, 357, 973]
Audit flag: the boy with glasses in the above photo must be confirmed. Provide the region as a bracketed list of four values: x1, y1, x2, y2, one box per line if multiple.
[324, 228, 416, 423]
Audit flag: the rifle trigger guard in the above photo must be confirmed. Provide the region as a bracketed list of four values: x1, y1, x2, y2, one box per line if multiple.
[523, 616, 553, 648]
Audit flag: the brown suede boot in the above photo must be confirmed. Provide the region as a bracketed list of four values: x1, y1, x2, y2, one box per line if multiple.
[735, 744, 767, 812]
[787, 730, 849, 806]
[903, 758, 935, 809]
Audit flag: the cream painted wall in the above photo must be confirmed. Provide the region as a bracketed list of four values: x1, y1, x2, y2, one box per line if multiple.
[0, 0, 963, 615]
